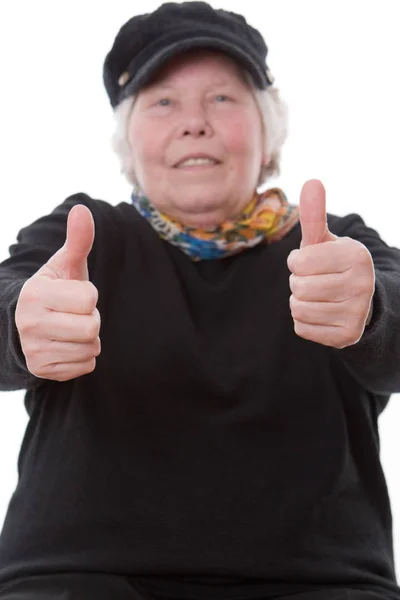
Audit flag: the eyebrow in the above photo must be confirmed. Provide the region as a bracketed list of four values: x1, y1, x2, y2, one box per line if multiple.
[145, 79, 232, 93]
[150, 83, 174, 91]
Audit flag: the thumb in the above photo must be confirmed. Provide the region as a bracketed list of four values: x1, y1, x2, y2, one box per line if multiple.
[45, 205, 95, 280]
[299, 179, 337, 248]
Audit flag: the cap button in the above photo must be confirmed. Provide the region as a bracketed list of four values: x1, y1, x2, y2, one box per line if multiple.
[118, 71, 131, 87]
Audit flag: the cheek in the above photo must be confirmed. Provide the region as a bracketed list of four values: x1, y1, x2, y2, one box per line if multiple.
[128, 119, 164, 166]
[221, 112, 263, 160]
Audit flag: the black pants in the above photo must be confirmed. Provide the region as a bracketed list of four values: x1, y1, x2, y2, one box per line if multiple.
[0, 574, 394, 600]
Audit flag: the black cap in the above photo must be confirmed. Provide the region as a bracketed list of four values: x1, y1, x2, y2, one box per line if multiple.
[103, 1, 275, 109]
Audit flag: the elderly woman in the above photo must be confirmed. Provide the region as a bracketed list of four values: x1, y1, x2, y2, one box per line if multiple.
[0, 2, 399, 600]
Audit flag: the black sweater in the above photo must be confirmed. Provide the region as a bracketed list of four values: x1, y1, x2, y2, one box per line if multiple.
[0, 194, 400, 600]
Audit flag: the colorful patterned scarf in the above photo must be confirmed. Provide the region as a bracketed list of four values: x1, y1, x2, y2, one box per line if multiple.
[131, 185, 300, 261]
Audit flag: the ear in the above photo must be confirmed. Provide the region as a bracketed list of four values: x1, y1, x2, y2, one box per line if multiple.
[262, 153, 271, 166]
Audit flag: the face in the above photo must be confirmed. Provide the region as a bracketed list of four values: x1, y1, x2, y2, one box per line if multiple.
[127, 50, 266, 229]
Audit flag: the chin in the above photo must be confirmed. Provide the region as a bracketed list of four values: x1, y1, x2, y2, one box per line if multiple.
[179, 186, 228, 209]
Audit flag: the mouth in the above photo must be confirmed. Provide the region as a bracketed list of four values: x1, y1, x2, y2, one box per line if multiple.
[174, 156, 221, 169]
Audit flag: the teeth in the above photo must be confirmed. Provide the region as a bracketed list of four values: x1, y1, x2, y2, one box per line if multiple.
[179, 158, 217, 167]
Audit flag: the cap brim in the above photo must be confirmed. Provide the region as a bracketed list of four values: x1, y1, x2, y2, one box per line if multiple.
[122, 36, 271, 99]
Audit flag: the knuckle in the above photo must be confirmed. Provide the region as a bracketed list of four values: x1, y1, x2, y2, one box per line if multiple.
[21, 336, 47, 364]
[27, 361, 47, 379]
[15, 314, 28, 336]
[19, 315, 40, 337]
[93, 337, 101, 357]
[85, 282, 99, 309]
[354, 243, 371, 265]
[93, 307, 101, 327]
[74, 282, 98, 315]
[293, 278, 305, 299]
[85, 319, 100, 341]
[24, 341, 43, 362]
[25, 358, 37, 375]
[290, 295, 302, 319]
[294, 254, 305, 273]
[83, 358, 96, 375]
[18, 278, 37, 302]
[354, 278, 370, 297]
[293, 320, 308, 339]
[341, 322, 358, 347]
[362, 276, 375, 296]
[293, 319, 301, 334]
[341, 235, 354, 246]
[15, 304, 39, 335]
[23, 276, 51, 307]
[347, 261, 374, 297]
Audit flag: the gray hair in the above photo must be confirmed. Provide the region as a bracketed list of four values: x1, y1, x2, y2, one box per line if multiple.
[110, 75, 288, 188]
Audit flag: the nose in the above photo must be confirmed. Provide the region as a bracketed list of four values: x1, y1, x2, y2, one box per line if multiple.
[178, 104, 212, 138]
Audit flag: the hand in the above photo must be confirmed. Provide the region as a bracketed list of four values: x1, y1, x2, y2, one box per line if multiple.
[15, 204, 101, 381]
[286, 179, 375, 349]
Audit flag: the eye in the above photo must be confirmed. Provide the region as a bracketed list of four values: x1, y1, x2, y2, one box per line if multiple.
[215, 94, 229, 102]
[158, 98, 171, 106]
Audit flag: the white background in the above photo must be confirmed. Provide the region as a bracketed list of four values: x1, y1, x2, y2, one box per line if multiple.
[0, 0, 399, 576]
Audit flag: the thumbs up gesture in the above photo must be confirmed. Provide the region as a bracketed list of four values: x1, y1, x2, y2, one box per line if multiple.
[15, 205, 101, 381]
[287, 180, 375, 349]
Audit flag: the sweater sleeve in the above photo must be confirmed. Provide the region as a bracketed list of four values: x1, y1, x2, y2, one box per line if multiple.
[0, 193, 97, 392]
[330, 213, 400, 396]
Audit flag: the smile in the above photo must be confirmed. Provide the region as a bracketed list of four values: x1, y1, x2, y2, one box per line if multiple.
[176, 159, 220, 170]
